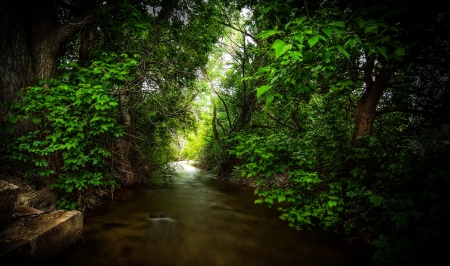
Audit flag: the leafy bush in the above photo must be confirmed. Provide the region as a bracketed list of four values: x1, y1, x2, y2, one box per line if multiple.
[2, 52, 139, 208]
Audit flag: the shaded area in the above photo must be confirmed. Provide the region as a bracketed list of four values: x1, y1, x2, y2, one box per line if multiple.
[50, 162, 372, 265]
[0, 210, 82, 265]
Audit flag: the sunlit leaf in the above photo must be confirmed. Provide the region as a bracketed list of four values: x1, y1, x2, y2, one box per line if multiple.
[322, 28, 332, 37]
[266, 95, 275, 107]
[256, 85, 272, 97]
[258, 29, 278, 39]
[308, 36, 319, 48]
[272, 39, 292, 58]
[337, 46, 350, 59]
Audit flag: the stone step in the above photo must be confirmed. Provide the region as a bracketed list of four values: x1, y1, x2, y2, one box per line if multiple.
[0, 210, 83, 265]
[0, 180, 19, 230]
[13, 205, 45, 218]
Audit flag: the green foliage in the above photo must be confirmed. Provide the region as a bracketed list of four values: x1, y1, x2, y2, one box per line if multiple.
[229, 94, 450, 264]
[219, 1, 450, 264]
[255, 6, 406, 108]
[2, 52, 137, 207]
[55, 196, 78, 211]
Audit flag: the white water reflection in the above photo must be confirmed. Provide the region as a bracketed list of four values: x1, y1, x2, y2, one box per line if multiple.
[171, 161, 198, 172]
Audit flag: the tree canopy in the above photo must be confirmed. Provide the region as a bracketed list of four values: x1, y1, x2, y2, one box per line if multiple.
[1, 0, 449, 264]
[183, 0, 450, 264]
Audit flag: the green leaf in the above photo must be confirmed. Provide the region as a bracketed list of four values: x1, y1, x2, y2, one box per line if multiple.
[256, 85, 272, 97]
[258, 29, 278, 39]
[10, 115, 20, 124]
[262, 6, 273, 14]
[365, 25, 379, 34]
[289, 51, 302, 60]
[322, 28, 332, 38]
[337, 46, 350, 60]
[317, 35, 327, 41]
[266, 95, 275, 107]
[293, 35, 305, 43]
[308, 36, 319, 48]
[32, 117, 41, 124]
[272, 39, 292, 58]
[330, 21, 345, 28]
[258, 67, 272, 73]
[328, 201, 337, 207]
[377, 46, 388, 60]
[293, 16, 308, 25]
[395, 47, 406, 56]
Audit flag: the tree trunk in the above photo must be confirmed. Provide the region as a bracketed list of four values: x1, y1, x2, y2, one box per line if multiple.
[0, 0, 35, 123]
[218, 155, 240, 179]
[78, 23, 97, 66]
[351, 68, 394, 147]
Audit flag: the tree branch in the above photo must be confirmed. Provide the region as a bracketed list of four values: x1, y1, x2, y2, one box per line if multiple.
[53, 0, 142, 45]
[216, 20, 256, 41]
[202, 68, 232, 129]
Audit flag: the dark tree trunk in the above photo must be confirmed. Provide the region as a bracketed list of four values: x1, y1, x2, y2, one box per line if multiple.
[0, 0, 35, 122]
[218, 155, 240, 179]
[351, 67, 394, 147]
[78, 23, 97, 66]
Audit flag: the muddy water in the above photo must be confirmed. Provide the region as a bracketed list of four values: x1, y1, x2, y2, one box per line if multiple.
[50, 161, 371, 265]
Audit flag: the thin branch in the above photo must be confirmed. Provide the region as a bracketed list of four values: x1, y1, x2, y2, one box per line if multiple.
[216, 20, 256, 41]
[303, 0, 311, 21]
[266, 112, 297, 131]
[202, 68, 232, 128]
[53, 0, 141, 45]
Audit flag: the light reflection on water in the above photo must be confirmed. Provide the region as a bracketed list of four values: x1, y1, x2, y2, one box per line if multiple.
[50, 161, 371, 265]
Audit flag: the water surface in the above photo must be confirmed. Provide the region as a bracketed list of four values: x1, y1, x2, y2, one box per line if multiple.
[51, 161, 371, 265]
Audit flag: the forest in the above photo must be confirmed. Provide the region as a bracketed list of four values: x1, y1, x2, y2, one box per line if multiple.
[1, 0, 449, 264]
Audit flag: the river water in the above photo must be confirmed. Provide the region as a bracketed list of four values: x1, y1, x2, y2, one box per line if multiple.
[50, 161, 371, 265]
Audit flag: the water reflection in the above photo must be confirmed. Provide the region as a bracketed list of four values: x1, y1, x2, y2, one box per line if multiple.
[50, 161, 372, 265]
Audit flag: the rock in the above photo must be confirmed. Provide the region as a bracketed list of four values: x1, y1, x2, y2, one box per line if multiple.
[15, 188, 57, 213]
[13, 205, 44, 218]
[0, 210, 83, 265]
[15, 192, 38, 207]
[0, 180, 19, 229]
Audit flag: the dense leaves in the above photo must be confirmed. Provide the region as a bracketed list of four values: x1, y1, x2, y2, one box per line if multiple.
[1, 0, 449, 264]
[181, 0, 450, 265]
[1, 0, 227, 209]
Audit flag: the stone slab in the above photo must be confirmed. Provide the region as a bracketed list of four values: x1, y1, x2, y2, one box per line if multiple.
[0, 210, 83, 265]
[0, 180, 19, 229]
[15, 189, 57, 213]
[13, 205, 44, 218]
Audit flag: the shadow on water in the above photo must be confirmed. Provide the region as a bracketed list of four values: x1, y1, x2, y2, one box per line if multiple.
[50, 161, 373, 266]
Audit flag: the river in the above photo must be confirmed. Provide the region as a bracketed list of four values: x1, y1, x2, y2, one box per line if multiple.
[50, 161, 372, 265]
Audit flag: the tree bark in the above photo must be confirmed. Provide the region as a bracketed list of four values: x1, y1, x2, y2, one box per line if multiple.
[0, 0, 35, 122]
[351, 67, 394, 147]
[78, 23, 96, 66]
